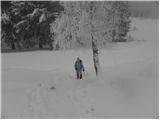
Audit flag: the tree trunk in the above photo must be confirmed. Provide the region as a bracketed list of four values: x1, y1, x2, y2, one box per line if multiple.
[11, 43, 16, 50]
[16, 42, 22, 50]
[39, 43, 43, 49]
[49, 42, 53, 50]
[91, 33, 101, 77]
[90, 2, 102, 77]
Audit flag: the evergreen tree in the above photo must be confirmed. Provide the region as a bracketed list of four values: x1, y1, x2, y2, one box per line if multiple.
[1, 1, 17, 49]
[111, 1, 131, 42]
[1, 1, 63, 50]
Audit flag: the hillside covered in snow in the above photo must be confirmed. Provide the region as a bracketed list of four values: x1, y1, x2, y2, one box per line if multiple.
[2, 18, 158, 118]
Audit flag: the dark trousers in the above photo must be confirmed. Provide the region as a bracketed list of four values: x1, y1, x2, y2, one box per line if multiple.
[77, 72, 82, 79]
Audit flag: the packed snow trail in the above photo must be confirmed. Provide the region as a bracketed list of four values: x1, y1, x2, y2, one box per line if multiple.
[2, 18, 158, 118]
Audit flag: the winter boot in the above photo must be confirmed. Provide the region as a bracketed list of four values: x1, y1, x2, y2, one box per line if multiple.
[77, 73, 79, 79]
[80, 73, 82, 79]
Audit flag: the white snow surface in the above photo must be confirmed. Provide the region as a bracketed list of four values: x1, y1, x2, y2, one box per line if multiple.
[2, 18, 158, 118]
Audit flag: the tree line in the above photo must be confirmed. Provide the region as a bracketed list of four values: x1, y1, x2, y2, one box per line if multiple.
[1, 1, 130, 51]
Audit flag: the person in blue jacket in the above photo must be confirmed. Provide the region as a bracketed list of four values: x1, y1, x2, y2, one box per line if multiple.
[74, 57, 85, 79]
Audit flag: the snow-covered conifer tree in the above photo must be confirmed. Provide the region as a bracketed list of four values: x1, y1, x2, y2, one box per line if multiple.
[111, 1, 131, 42]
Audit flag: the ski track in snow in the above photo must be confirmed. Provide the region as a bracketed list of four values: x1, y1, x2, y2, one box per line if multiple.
[14, 70, 94, 118]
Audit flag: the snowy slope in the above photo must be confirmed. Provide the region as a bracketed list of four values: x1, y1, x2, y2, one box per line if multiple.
[1, 18, 158, 118]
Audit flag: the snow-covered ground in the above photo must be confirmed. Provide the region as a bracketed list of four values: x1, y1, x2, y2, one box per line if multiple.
[1, 18, 158, 118]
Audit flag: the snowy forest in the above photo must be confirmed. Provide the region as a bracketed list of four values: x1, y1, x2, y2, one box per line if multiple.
[1, 1, 158, 119]
[1, 1, 130, 51]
